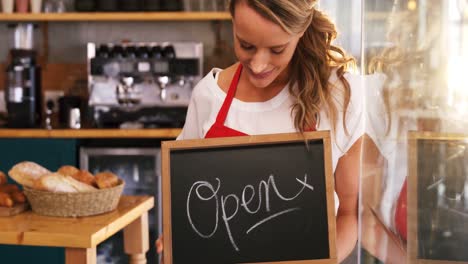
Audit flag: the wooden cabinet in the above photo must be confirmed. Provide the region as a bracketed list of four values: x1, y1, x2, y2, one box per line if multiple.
[0, 138, 78, 174]
[0, 130, 178, 264]
[0, 138, 78, 264]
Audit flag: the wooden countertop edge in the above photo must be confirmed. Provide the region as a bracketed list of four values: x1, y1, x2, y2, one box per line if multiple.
[90, 196, 154, 248]
[0, 196, 155, 248]
[0, 129, 182, 138]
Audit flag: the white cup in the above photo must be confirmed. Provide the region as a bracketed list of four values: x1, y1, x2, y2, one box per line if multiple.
[69, 108, 81, 129]
[30, 0, 42, 13]
[1, 0, 14, 13]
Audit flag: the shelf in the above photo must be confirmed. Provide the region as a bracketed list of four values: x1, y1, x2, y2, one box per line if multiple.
[0, 129, 182, 138]
[0, 11, 231, 22]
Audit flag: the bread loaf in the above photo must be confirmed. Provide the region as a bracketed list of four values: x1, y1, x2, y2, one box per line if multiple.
[61, 175, 98, 192]
[34, 173, 98, 193]
[72, 170, 96, 187]
[9, 162, 51, 188]
[57, 165, 80, 177]
[0, 171, 7, 185]
[95, 171, 120, 189]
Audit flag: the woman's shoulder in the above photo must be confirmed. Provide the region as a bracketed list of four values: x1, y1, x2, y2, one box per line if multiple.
[191, 68, 221, 100]
[329, 68, 362, 91]
[321, 69, 364, 155]
[192, 63, 238, 98]
[217, 63, 240, 93]
[328, 69, 363, 112]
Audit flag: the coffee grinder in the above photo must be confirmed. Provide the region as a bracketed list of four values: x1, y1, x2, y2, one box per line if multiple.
[4, 23, 42, 128]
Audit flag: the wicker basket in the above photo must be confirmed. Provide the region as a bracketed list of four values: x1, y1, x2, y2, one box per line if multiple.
[23, 180, 125, 217]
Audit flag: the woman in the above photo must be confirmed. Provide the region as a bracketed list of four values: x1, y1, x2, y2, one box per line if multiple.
[159, 0, 363, 262]
[361, 1, 444, 262]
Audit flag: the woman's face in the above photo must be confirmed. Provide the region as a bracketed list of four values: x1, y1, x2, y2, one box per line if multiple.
[233, 1, 303, 88]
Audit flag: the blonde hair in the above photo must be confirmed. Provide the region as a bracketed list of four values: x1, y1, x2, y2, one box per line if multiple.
[368, 2, 442, 135]
[229, 0, 355, 133]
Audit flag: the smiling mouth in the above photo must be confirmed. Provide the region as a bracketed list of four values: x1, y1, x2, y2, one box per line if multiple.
[249, 69, 274, 79]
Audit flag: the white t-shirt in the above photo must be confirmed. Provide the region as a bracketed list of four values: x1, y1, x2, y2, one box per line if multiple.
[365, 73, 415, 229]
[178, 68, 365, 211]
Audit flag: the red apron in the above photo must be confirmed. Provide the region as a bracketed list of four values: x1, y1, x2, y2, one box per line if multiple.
[205, 64, 248, 138]
[395, 178, 407, 241]
[205, 63, 316, 139]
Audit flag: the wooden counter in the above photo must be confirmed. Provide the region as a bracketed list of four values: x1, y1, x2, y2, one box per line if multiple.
[0, 129, 182, 138]
[0, 196, 154, 264]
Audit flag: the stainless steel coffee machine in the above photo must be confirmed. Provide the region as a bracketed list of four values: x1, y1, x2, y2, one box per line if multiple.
[87, 41, 203, 128]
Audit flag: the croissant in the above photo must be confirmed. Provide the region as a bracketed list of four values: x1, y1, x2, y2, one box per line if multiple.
[0, 192, 14, 208]
[72, 170, 97, 187]
[0, 184, 20, 194]
[10, 191, 26, 203]
[0, 171, 7, 185]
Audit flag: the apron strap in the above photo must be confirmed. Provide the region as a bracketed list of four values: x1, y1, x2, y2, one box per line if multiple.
[215, 63, 243, 125]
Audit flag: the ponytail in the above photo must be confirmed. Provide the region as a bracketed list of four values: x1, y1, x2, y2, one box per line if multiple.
[290, 9, 355, 134]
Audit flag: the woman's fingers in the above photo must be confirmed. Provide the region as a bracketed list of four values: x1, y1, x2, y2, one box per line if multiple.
[156, 235, 164, 264]
[156, 235, 164, 254]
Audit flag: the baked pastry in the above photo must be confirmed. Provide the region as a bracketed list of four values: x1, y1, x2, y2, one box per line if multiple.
[0, 184, 25, 204]
[33, 173, 76, 193]
[95, 171, 120, 189]
[57, 165, 80, 177]
[0, 192, 14, 208]
[62, 174, 98, 192]
[0, 171, 7, 185]
[33, 173, 98, 193]
[0, 184, 20, 194]
[71, 170, 96, 187]
[9, 161, 51, 188]
[10, 191, 26, 203]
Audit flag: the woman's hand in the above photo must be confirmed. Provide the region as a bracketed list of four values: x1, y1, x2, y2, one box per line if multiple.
[156, 235, 164, 264]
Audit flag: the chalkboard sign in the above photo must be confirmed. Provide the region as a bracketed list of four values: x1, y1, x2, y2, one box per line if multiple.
[161, 131, 336, 264]
[408, 132, 468, 263]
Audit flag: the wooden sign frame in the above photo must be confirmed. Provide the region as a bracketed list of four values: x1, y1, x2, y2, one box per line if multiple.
[408, 131, 468, 264]
[161, 131, 336, 264]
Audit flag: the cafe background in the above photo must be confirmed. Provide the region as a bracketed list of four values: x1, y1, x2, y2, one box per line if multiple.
[0, 0, 466, 263]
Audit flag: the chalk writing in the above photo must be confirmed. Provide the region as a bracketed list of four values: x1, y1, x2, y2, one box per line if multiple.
[186, 174, 314, 251]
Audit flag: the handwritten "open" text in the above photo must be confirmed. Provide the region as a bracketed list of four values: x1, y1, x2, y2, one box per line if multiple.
[186, 174, 314, 251]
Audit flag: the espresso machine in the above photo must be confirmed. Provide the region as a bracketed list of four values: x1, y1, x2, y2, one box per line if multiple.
[87, 41, 203, 128]
[4, 24, 42, 128]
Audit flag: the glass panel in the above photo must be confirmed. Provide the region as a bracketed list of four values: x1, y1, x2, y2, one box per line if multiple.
[86, 150, 160, 264]
[86, 150, 159, 231]
[319, 0, 362, 59]
[88, 154, 157, 194]
[361, 0, 468, 263]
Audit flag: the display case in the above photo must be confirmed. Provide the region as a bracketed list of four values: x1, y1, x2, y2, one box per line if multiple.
[80, 144, 161, 264]
[361, 0, 468, 263]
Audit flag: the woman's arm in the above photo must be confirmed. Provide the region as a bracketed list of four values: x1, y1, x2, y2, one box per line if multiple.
[334, 136, 363, 262]
[360, 135, 407, 263]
